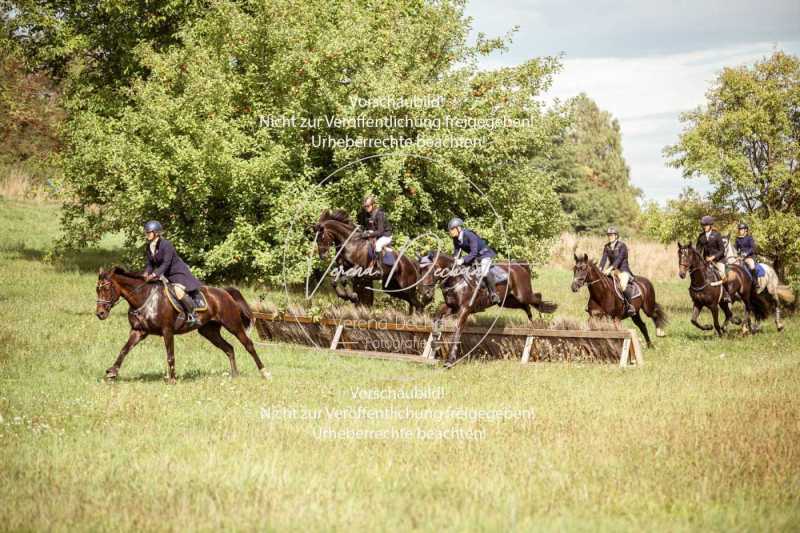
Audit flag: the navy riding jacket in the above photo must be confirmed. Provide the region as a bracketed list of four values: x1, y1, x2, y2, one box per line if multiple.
[696, 230, 725, 262]
[735, 235, 756, 258]
[145, 238, 203, 292]
[599, 240, 632, 274]
[357, 208, 392, 238]
[452, 229, 496, 265]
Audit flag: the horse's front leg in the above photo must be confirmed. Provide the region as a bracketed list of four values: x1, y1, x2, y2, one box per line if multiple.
[690, 304, 713, 331]
[106, 329, 148, 380]
[162, 328, 176, 384]
[445, 308, 471, 368]
[710, 304, 724, 337]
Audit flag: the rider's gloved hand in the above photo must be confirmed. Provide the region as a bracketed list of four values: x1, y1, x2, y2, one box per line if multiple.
[454, 258, 464, 266]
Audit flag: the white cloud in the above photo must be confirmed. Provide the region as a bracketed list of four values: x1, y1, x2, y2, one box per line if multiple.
[543, 42, 800, 203]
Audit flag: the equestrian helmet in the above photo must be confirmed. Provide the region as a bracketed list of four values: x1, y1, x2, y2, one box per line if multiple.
[700, 215, 714, 226]
[447, 217, 464, 231]
[143, 220, 163, 233]
[606, 227, 619, 235]
[738, 222, 749, 230]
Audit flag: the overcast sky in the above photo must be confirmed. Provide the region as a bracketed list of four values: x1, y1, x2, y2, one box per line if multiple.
[465, 0, 800, 203]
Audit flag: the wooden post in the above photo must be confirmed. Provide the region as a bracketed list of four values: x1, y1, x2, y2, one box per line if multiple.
[329, 324, 344, 350]
[628, 329, 644, 366]
[619, 337, 631, 367]
[421, 332, 436, 360]
[521, 336, 534, 364]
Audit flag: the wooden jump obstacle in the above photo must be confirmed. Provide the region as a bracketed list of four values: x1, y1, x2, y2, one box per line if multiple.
[252, 311, 643, 367]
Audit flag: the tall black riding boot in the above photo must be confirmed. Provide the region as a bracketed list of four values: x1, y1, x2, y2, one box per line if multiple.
[178, 293, 197, 327]
[483, 271, 501, 305]
[622, 287, 635, 317]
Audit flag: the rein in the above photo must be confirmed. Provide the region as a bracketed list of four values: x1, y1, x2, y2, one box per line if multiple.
[96, 277, 152, 307]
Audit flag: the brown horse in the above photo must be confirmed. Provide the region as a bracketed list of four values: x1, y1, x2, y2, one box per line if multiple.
[677, 243, 769, 335]
[570, 253, 667, 348]
[95, 267, 269, 383]
[419, 251, 557, 367]
[313, 210, 431, 312]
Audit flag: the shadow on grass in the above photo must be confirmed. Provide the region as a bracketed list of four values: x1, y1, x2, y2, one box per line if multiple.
[115, 368, 224, 383]
[1, 242, 127, 273]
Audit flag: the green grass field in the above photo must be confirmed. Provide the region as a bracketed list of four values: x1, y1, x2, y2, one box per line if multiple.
[1, 198, 799, 531]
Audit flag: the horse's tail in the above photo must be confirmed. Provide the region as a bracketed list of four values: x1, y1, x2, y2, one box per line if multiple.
[652, 303, 668, 329]
[533, 293, 558, 314]
[749, 289, 770, 321]
[225, 287, 253, 333]
[776, 284, 796, 305]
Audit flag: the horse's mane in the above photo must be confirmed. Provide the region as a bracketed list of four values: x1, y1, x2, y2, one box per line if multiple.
[318, 209, 353, 226]
[110, 266, 147, 280]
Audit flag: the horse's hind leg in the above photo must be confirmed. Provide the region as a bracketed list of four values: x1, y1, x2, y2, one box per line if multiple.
[162, 328, 177, 383]
[631, 313, 652, 348]
[199, 323, 239, 377]
[106, 329, 148, 379]
[224, 323, 269, 379]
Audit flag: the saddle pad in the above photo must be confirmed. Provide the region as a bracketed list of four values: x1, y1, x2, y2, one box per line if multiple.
[382, 249, 396, 266]
[163, 285, 208, 313]
[613, 277, 642, 300]
[756, 263, 766, 278]
[490, 265, 508, 284]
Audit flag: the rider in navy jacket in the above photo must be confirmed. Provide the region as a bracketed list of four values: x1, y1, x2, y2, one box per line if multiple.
[452, 228, 496, 265]
[143, 220, 202, 327]
[449, 218, 500, 305]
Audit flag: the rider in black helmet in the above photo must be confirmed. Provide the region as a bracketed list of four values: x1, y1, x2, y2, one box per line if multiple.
[696, 215, 731, 303]
[143, 220, 203, 328]
[735, 222, 758, 279]
[448, 217, 500, 305]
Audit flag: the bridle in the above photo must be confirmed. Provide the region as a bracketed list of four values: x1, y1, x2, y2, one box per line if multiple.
[96, 277, 151, 310]
[679, 250, 712, 292]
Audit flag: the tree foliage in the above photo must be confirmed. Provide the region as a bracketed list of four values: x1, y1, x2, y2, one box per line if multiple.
[665, 51, 800, 279]
[549, 93, 641, 235]
[8, 0, 569, 284]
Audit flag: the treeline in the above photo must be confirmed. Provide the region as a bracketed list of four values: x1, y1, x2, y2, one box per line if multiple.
[3, 0, 638, 283]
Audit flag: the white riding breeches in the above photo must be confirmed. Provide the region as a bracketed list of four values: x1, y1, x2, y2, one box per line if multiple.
[479, 257, 492, 277]
[713, 262, 726, 279]
[375, 235, 392, 253]
[617, 271, 630, 291]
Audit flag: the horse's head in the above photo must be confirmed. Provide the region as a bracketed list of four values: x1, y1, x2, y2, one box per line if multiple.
[418, 251, 448, 302]
[570, 253, 591, 292]
[312, 223, 334, 260]
[95, 268, 121, 320]
[677, 242, 699, 279]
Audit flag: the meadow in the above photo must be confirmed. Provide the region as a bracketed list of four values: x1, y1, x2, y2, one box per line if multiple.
[1, 198, 799, 531]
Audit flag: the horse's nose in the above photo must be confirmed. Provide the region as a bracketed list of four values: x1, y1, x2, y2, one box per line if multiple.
[679, 271, 686, 279]
[96, 310, 106, 319]
[570, 283, 579, 293]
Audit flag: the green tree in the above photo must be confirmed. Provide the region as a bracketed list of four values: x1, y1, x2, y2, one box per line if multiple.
[9, 0, 568, 284]
[666, 51, 800, 279]
[550, 93, 641, 234]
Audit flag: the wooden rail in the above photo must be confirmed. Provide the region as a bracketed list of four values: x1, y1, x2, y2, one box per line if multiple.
[251, 311, 643, 367]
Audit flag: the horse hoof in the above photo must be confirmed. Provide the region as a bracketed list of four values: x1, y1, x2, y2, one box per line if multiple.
[105, 368, 118, 380]
[164, 377, 177, 385]
[777, 323, 784, 332]
[260, 368, 272, 380]
[656, 328, 666, 338]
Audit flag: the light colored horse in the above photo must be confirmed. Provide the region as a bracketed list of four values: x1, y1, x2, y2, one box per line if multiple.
[722, 236, 794, 331]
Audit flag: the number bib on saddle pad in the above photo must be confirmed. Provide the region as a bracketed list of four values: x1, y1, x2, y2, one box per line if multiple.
[163, 283, 208, 313]
[489, 265, 508, 284]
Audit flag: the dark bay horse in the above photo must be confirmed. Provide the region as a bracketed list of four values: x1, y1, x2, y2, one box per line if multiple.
[677, 243, 768, 335]
[313, 210, 430, 312]
[95, 267, 269, 383]
[419, 251, 557, 367]
[570, 253, 667, 348]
